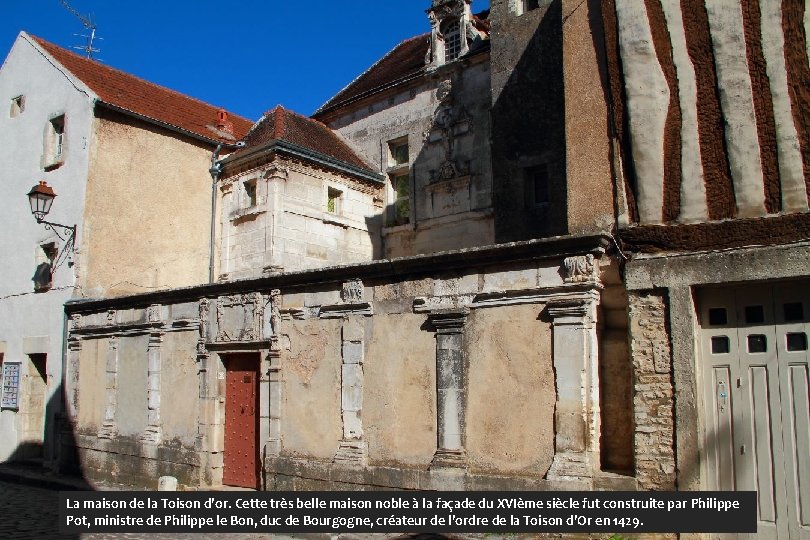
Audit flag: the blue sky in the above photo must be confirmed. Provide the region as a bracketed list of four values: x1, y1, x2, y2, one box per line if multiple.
[3, 1, 490, 121]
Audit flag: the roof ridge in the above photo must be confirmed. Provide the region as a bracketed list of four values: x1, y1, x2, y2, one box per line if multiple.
[313, 32, 429, 116]
[29, 34, 252, 126]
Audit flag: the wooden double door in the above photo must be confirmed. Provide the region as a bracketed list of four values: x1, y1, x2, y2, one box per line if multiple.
[699, 283, 809, 539]
[223, 353, 260, 489]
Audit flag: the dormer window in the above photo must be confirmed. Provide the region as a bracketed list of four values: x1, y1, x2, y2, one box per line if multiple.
[443, 19, 462, 62]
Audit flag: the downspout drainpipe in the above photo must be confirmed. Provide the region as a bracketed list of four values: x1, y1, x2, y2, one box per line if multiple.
[209, 145, 223, 284]
[208, 142, 245, 284]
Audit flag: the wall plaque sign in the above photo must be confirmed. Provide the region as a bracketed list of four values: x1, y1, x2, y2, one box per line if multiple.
[1, 362, 21, 409]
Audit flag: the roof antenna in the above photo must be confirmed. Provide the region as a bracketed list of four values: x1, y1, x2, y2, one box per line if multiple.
[59, 0, 101, 59]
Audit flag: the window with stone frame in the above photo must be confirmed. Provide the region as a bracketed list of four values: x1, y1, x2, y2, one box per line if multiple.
[10, 95, 24, 118]
[386, 138, 411, 226]
[327, 186, 343, 214]
[442, 19, 462, 62]
[33, 242, 57, 292]
[243, 178, 257, 208]
[44, 114, 66, 169]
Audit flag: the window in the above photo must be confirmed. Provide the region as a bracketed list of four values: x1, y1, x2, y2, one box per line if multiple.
[389, 139, 409, 167]
[443, 19, 462, 62]
[386, 138, 410, 226]
[10, 95, 24, 117]
[44, 115, 65, 168]
[33, 243, 57, 292]
[243, 179, 257, 208]
[526, 164, 549, 206]
[327, 187, 342, 214]
[524, 0, 540, 11]
[390, 173, 411, 226]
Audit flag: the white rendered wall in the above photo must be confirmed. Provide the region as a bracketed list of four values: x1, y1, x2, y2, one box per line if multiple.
[0, 33, 93, 463]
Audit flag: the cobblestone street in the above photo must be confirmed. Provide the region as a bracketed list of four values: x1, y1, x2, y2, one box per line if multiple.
[0, 479, 463, 540]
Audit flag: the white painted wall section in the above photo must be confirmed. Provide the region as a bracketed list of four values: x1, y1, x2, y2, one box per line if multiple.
[759, 0, 808, 212]
[615, 0, 669, 224]
[705, 0, 766, 218]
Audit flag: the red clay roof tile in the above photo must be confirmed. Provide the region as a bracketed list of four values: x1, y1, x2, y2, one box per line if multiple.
[30, 34, 252, 142]
[240, 105, 373, 172]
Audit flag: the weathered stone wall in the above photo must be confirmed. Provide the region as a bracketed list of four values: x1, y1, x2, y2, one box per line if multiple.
[627, 290, 676, 490]
[115, 335, 149, 438]
[466, 304, 555, 476]
[322, 56, 495, 258]
[160, 331, 199, 444]
[364, 312, 437, 468]
[76, 338, 105, 433]
[281, 318, 342, 460]
[82, 109, 213, 297]
[65, 236, 630, 491]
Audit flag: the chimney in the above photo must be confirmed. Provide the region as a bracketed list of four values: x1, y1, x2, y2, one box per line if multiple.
[216, 109, 234, 135]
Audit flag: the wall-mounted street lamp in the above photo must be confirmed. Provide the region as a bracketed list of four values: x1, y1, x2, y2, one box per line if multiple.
[27, 181, 77, 253]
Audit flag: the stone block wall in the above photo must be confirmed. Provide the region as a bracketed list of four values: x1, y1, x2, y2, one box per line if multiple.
[219, 158, 383, 279]
[628, 290, 676, 490]
[65, 236, 631, 492]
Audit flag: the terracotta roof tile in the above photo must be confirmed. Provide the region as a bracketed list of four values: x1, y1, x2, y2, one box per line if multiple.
[240, 105, 373, 172]
[314, 11, 490, 117]
[30, 34, 252, 142]
[314, 33, 429, 116]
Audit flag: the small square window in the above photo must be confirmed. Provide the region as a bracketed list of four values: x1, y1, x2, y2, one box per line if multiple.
[388, 139, 409, 167]
[784, 302, 804, 322]
[10, 95, 24, 117]
[243, 180, 257, 207]
[747, 334, 767, 353]
[524, 0, 540, 11]
[708, 308, 728, 326]
[745, 305, 765, 324]
[526, 164, 549, 206]
[711, 336, 730, 354]
[327, 187, 342, 214]
[786, 333, 808, 352]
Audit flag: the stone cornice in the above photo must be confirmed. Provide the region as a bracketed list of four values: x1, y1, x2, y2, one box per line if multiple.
[65, 234, 611, 314]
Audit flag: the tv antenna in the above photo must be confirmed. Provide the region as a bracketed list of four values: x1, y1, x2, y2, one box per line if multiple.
[59, 0, 101, 59]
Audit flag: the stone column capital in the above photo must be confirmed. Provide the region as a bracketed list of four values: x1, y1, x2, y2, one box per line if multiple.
[428, 308, 469, 334]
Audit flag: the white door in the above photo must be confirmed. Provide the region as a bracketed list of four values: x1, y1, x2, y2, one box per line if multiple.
[699, 282, 809, 540]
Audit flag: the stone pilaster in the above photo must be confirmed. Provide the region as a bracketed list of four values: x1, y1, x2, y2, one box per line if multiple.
[98, 337, 119, 439]
[334, 316, 368, 465]
[428, 308, 469, 469]
[66, 336, 82, 423]
[266, 346, 283, 457]
[141, 331, 163, 445]
[546, 294, 600, 481]
[263, 166, 288, 274]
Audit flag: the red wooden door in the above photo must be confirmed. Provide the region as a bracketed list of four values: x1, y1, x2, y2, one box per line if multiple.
[223, 353, 259, 488]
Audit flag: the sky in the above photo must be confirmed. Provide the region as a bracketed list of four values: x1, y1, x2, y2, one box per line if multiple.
[2, 0, 490, 122]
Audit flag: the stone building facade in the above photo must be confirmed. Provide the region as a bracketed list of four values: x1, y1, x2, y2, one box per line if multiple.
[42, 1, 810, 538]
[60, 0, 637, 495]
